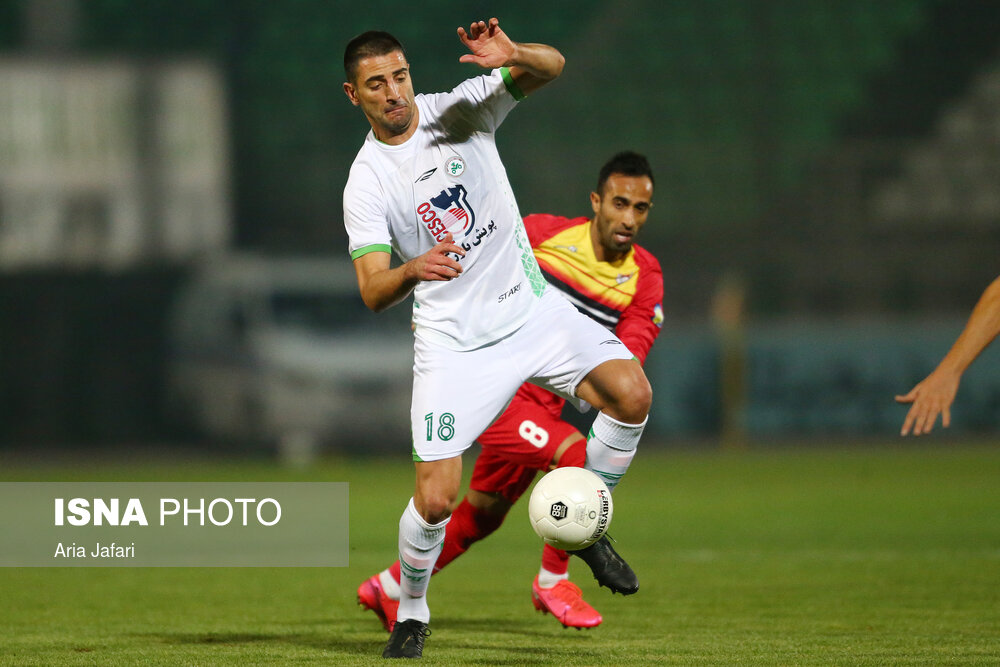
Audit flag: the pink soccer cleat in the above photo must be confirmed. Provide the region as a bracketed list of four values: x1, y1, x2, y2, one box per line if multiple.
[357, 574, 399, 632]
[531, 576, 603, 629]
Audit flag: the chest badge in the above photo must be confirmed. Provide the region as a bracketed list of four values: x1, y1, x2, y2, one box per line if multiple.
[446, 156, 466, 177]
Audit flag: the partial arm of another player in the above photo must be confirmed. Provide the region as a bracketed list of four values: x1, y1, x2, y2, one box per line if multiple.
[614, 254, 665, 365]
[353, 234, 466, 312]
[895, 275, 1000, 436]
[457, 18, 564, 95]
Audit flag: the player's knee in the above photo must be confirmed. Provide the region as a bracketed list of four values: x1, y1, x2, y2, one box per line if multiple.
[466, 489, 512, 517]
[414, 456, 462, 523]
[610, 372, 652, 424]
[417, 492, 456, 524]
[632, 374, 653, 417]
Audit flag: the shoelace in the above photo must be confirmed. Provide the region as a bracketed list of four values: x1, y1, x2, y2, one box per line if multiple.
[401, 622, 431, 644]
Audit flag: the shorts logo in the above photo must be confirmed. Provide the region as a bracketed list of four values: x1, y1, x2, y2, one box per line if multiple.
[446, 155, 466, 177]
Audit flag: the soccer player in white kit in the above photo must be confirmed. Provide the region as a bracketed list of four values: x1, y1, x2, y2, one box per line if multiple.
[343, 19, 652, 659]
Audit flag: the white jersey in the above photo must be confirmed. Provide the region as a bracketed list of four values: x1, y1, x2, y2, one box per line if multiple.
[344, 68, 547, 351]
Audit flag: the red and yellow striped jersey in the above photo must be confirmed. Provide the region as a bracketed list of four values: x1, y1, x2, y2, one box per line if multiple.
[525, 213, 664, 365]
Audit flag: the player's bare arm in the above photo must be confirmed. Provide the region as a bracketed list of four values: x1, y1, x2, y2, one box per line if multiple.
[457, 18, 564, 95]
[895, 275, 1000, 436]
[353, 234, 465, 312]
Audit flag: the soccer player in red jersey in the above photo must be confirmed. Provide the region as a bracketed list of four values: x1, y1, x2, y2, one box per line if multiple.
[359, 150, 664, 631]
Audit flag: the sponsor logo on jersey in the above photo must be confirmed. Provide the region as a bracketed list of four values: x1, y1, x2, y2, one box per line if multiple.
[429, 184, 476, 236]
[616, 273, 633, 285]
[416, 184, 477, 242]
[497, 281, 522, 303]
[445, 155, 466, 177]
[653, 303, 664, 326]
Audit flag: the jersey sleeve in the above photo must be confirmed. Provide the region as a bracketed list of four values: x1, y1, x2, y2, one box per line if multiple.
[445, 68, 521, 133]
[523, 213, 581, 248]
[615, 245, 664, 364]
[343, 162, 392, 260]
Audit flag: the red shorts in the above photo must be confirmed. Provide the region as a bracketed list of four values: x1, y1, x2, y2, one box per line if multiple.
[470, 384, 582, 503]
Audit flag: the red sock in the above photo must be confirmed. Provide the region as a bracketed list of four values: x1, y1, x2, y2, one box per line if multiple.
[388, 497, 505, 584]
[541, 543, 569, 575]
[540, 438, 587, 576]
[435, 497, 505, 572]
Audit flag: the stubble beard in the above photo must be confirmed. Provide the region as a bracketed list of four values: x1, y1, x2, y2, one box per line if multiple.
[381, 104, 413, 136]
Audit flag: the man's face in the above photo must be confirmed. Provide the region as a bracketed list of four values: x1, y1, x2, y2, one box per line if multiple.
[343, 50, 416, 141]
[590, 174, 654, 261]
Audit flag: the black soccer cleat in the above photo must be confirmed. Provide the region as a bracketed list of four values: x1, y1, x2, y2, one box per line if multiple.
[569, 535, 639, 595]
[382, 618, 430, 659]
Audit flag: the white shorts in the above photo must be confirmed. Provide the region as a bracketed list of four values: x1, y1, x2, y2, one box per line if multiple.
[410, 289, 635, 462]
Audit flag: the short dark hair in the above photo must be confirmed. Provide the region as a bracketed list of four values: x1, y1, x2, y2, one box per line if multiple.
[344, 31, 407, 83]
[596, 151, 655, 195]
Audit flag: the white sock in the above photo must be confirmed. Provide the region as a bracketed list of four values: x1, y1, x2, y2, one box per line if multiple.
[378, 569, 400, 601]
[536, 567, 569, 589]
[396, 497, 448, 624]
[585, 411, 646, 492]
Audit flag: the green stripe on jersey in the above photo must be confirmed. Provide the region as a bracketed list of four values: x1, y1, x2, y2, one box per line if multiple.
[514, 218, 547, 297]
[500, 67, 526, 101]
[350, 244, 391, 260]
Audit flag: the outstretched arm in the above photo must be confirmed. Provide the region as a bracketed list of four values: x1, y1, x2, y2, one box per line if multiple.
[457, 18, 564, 96]
[353, 234, 466, 312]
[895, 275, 1000, 435]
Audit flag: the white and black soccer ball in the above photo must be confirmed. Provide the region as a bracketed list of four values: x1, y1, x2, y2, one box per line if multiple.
[527, 467, 613, 551]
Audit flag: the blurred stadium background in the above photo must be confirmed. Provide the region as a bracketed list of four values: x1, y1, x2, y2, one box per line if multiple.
[0, 0, 998, 454]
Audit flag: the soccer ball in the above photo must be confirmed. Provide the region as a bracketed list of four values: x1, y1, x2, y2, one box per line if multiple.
[527, 467, 613, 551]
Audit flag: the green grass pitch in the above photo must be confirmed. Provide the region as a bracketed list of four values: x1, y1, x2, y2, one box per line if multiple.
[1, 441, 999, 665]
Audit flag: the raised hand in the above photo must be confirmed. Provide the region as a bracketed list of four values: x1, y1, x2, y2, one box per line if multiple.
[457, 18, 516, 69]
